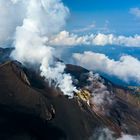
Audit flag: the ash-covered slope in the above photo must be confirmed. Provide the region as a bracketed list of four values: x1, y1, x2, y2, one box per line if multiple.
[0, 61, 103, 140]
[66, 64, 140, 136]
[0, 51, 140, 139]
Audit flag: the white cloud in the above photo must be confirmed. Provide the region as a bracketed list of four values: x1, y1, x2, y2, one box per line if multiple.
[73, 51, 140, 83]
[48, 31, 140, 47]
[48, 30, 92, 46]
[0, 0, 26, 44]
[72, 20, 110, 33]
[72, 23, 96, 33]
[130, 7, 140, 18]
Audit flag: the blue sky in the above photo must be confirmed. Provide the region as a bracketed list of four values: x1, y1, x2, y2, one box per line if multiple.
[64, 0, 140, 35]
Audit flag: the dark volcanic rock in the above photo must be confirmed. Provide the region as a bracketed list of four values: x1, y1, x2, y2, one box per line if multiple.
[65, 64, 140, 137]
[0, 61, 53, 120]
[49, 96, 102, 140]
[65, 64, 89, 88]
[0, 56, 140, 139]
[0, 61, 102, 140]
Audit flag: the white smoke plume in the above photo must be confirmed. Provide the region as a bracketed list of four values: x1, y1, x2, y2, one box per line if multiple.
[89, 128, 115, 140]
[86, 72, 114, 114]
[0, 0, 77, 97]
[117, 134, 140, 140]
[90, 128, 140, 140]
[73, 51, 140, 84]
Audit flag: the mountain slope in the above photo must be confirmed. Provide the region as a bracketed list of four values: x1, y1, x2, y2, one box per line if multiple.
[0, 61, 103, 140]
[0, 48, 140, 139]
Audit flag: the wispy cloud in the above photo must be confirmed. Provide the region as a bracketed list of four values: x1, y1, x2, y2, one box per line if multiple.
[72, 23, 96, 33]
[72, 20, 111, 33]
[130, 7, 140, 18]
[73, 51, 140, 83]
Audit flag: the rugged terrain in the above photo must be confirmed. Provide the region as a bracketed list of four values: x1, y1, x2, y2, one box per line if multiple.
[0, 48, 140, 140]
